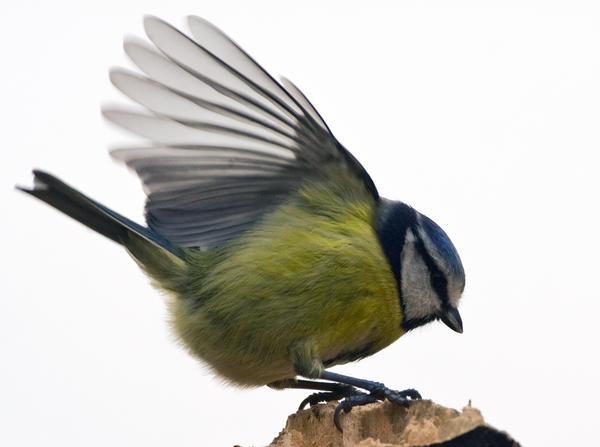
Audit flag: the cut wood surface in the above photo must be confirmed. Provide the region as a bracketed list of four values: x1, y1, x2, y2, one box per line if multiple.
[264, 400, 520, 447]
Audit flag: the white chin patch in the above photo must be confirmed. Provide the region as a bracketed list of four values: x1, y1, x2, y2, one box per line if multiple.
[400, 230, 441, 321]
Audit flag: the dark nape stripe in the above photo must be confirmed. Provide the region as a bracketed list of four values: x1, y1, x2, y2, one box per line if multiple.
[375, 201, 417, 319]
[413, 231, 450, 306]
[403, 315, 437, 332]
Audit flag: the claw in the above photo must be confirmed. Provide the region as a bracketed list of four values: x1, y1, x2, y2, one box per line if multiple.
[298, 385, 358, 410]
[298, 391, 337, 410]
[400, 388, 421, 400]
[333, 394, 378, 431]
[333, 401, 346, 432]
[382, 387, 421, 405]
[332, 386, 422, 431]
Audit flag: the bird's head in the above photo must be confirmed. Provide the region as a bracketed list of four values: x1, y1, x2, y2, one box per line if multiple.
[376, 201, 465, 333]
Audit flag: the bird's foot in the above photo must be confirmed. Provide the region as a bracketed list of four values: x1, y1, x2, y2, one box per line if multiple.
[333, 385, 421, 431]
[369, 383, 422, 404]
[298, 384, 359, 410]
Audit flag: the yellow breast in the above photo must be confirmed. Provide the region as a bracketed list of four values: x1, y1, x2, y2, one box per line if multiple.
[171, 174, 405, 386]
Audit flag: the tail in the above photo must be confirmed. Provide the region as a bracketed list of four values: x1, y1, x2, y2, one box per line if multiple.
[17, 170, 187, 292]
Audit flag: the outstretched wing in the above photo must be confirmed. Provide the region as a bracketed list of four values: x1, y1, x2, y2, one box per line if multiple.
[104, 16, 378, 249]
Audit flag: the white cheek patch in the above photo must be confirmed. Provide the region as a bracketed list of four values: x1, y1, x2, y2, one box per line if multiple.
[400, 231, 441, 320]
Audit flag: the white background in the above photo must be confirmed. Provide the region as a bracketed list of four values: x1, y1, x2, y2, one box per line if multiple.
[2, 1, 599, 446]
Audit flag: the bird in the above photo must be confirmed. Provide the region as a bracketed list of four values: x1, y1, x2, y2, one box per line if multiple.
[17, 16, 465, 430]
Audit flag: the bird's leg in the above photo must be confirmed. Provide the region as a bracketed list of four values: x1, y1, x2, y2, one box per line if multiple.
[289, 344, 421, 430]
[319, 371, 421, 403]
[268, 378, 362, 410]
[317, 370, 422, 431]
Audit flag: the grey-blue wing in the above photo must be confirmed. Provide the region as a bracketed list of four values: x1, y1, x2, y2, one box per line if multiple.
[104, 16, 378, 249]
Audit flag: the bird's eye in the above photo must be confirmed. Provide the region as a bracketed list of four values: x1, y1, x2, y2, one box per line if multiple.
[431, 270, 444, 281]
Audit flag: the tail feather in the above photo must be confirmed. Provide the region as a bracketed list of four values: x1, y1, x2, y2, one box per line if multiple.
[17, 170, 184, 259]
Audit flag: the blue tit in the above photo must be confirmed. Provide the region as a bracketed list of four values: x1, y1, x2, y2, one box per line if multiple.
[18, 16, 465, 430]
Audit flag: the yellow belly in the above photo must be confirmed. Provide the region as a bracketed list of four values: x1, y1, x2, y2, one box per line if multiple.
[169, 181, 404, 386]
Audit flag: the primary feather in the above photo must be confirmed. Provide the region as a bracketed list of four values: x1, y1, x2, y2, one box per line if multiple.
[105, 16, 378, 249]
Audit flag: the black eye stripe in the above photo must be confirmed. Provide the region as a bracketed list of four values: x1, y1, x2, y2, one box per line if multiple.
[412, 227, 450, 306]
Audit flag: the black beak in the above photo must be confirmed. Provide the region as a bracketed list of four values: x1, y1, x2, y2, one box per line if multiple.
[440, 306, 463, 333]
